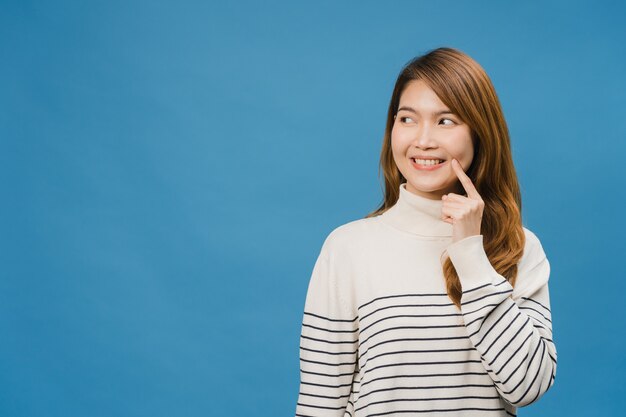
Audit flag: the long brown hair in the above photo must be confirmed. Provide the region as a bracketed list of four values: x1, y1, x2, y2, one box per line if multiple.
[365, 46, 525, 309]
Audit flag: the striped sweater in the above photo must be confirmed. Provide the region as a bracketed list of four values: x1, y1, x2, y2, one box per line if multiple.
[295, 182, 557, 417]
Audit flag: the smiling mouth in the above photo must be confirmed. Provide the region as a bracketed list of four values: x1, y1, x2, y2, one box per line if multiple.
[411, 158, 446, 166]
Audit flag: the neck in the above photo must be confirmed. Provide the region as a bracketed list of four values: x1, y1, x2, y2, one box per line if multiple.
[379, 182, 453, 238]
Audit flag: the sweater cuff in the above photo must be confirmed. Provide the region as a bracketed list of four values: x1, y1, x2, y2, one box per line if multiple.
[445, 234, 501, 290]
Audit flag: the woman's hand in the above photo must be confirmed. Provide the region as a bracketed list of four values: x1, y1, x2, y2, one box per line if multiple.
[441, 159, 485, 244]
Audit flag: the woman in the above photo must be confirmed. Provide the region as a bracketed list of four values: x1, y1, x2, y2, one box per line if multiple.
[295, 47, 557, 417]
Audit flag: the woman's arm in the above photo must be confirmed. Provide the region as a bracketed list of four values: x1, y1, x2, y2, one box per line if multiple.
[295, 240, 359, 417]
[445, 229, 557, 407]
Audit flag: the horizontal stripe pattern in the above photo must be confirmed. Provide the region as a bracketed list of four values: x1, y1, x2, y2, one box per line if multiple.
[460, 278, 557, 408]
[295, 287, 553, 416]
[296, 249, 360, 417]
[296, 310, 359, 417]
[294, 229, 556, 416]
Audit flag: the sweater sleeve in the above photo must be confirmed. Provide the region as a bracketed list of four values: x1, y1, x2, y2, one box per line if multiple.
[444, 228, 557, 408]
[295, 236, 360, 417]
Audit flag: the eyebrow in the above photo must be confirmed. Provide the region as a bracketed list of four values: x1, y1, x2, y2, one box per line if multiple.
[397, 106, 455, 116]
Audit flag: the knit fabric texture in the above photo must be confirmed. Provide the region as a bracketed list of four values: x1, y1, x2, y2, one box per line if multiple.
[295, 182, 557, 417]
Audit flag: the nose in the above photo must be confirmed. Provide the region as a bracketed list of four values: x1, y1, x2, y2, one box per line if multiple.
[412, 124, 438, 150]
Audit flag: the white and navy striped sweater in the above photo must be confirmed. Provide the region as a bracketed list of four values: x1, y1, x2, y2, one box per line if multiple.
[295, 182, 557, 417]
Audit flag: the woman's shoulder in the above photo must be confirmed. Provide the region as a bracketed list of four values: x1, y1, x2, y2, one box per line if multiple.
[512, 225, 551, 299]
[319, 216, 383, 255]
[521, 226, 549, 264]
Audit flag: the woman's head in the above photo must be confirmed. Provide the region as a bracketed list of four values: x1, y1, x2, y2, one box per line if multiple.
[367, 47, 526, 309]
[377, 46, 520, 209]
[391, 78, 475, 200]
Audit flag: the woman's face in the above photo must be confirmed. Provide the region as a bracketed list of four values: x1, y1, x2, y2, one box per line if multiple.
[391, 79, 474, 200]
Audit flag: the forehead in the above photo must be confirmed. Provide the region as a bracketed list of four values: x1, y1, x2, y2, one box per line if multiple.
[398, 79, 448, 111]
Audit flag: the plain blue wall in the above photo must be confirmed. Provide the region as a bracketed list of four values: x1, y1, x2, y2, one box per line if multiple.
[1, 0, 624, 416]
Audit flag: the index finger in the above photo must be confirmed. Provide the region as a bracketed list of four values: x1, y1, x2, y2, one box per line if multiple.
[451, 159, 481, 200]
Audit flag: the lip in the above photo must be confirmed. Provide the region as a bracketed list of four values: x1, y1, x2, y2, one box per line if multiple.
[410, 155, 446, 161]
[410, 157, 446, 171]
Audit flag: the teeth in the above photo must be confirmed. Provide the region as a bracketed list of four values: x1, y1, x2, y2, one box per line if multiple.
[413, 158, 443, 165]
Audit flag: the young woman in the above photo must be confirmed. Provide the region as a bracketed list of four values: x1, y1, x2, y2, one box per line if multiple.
[295, 47, 557, 417]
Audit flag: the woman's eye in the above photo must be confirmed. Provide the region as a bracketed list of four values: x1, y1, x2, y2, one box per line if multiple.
[398, 116, 455, 125]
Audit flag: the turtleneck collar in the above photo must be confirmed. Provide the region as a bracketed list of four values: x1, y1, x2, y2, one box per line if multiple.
[379, 182, 453, 238]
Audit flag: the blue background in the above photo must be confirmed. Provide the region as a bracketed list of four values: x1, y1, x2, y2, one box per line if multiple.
[1, 1, 624, 416]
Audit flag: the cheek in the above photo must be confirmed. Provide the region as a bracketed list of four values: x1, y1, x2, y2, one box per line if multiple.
[446, 136, 474, 162]
[391, 128, 411, 150]
[390, 131, 404, 156]
[390, 133, 410, 171]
